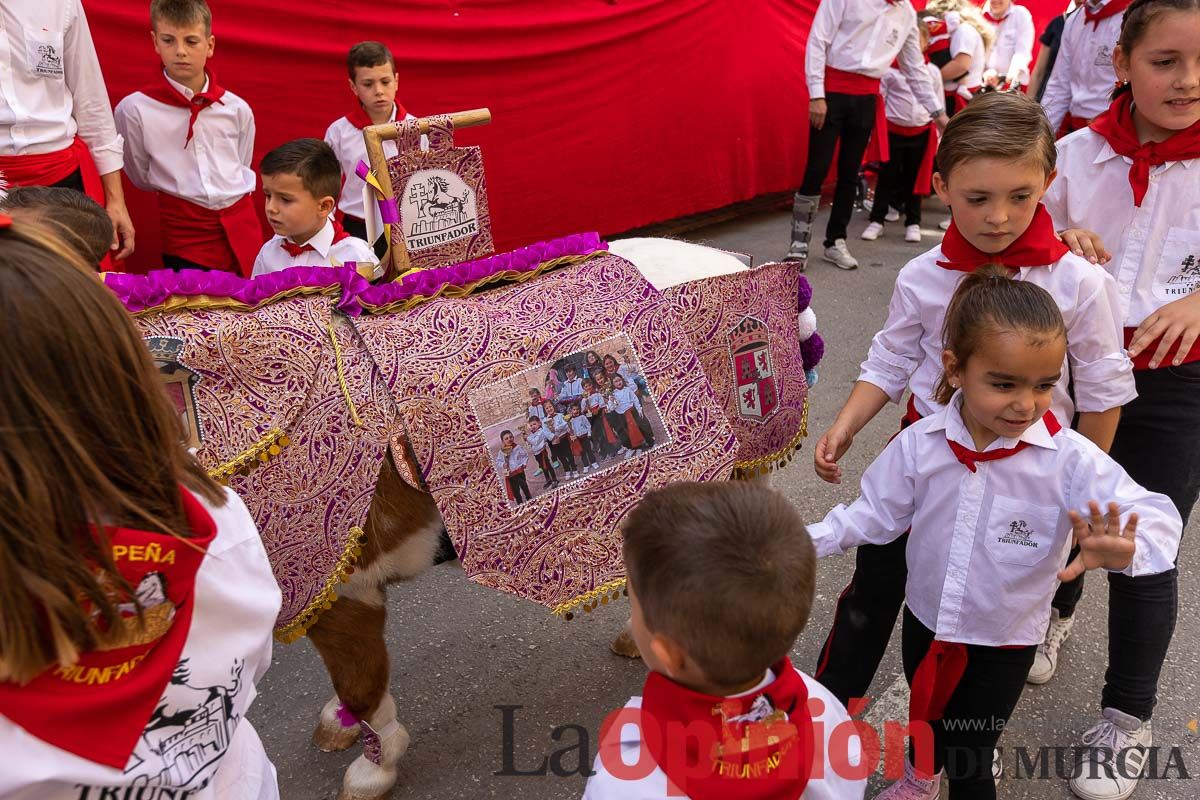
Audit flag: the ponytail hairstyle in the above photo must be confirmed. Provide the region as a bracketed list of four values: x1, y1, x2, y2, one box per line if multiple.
[934, 264, 1067, 405]
[0, 219, 224, 684]
[1112, 0, 1200, 99]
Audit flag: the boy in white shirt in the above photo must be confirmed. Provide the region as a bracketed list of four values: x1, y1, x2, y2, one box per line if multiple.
[115, 0, 259, 275]
[787, 0, 949, 270]
[1040, 0, 1131, 134]
[494, 429, 531, 503]
[0, 0, 134, 260]
[982, 0, 1036, 90]
[251, 138, 377, 278]
[324, 41, 420, 258]
[584, 480, 866, 800]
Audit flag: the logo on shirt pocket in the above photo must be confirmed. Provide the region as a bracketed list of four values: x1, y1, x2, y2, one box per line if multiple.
[25, 29, 65, 78]
[1154, 228, 1200, 302]
[986, 495, 1058, 567]
[1093, 44, 1114, 68]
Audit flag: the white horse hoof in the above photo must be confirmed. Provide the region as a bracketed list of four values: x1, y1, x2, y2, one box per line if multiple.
[313, 695, 361, 752]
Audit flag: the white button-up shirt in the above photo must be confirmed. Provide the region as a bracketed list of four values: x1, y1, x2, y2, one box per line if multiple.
[986, 4, 1036, 86]
[857, 243, 1135, 419]
[114, 73, 256, 211]
[1045, 128, 1200, 329]
[0, 0, 123, 174]
[808, 395, 1181, 647]
[944, 16, 987, 93]
[882, 64, 945, 127]
[324, 105, 421, 225]
[1039, 2, 1122, 130]
[251, 218, 377, 278]
[806, 0, 943, 115]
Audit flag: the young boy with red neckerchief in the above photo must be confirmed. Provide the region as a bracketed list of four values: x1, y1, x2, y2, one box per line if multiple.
[807, 92, 1135, 738]
[114, 0, 260, 276]
[584, 481, 865, 800]
[324, 41, 423, 258]
[1040, 0, 1134, 136]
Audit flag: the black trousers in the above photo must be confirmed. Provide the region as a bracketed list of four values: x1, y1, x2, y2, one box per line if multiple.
[902, 608, 1036, 799]
[507, 472, 531, 503]
[51, 168, 86, 192]
[162, 253, 215, 271]
[533, 450, 557, 486]
[1053, 362, 1200, 719]
[550, 439, 576, 473]
[870, 130, 929, 227]
[575, 436, 597, 468]
[340, 213, 389, 259]
[798, 92, 876, 246]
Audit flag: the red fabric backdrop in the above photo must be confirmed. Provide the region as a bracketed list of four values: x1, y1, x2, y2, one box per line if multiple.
[86, 0, 1067, 273]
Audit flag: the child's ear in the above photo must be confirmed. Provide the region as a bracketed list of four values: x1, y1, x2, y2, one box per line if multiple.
[932, 171, 951, 206]
[1040, 168, 1058, 198]
[206, 34, 216, 58]
[348, 77, 358, 94]
[941, 349, 961, 386]
[1112, 45, 1131, 84]
[318, 195, 337, 218]
[648, 634, 688, 679]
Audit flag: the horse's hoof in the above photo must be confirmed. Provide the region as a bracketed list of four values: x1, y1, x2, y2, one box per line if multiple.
[313, 720, 361, 752]
[610, 629, 641, 659]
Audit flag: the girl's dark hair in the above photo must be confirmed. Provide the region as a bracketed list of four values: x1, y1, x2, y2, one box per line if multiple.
[934, 264, 1067, 405]
[0, 221, 225, 684]
[1113, 0, 1200, 98]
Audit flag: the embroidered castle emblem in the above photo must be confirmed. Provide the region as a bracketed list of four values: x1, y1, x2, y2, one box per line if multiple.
[1163, 254, 1200, 297]
[999, 519, 1039, 548]
[401, 168, 480, 251]
[146, 337, 204, 450]
[729, 316, 779, 422]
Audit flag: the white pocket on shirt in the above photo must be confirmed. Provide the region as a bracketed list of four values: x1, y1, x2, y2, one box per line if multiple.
[1093, 43, 1114, 68]
[984, 495, 1059, 567]
[863, 17, 905, 68]
[24, 27, 65, 79]
[1153, 227, 1200, 303]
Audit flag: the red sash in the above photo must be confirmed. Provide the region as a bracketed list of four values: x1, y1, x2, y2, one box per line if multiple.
[138, 69, 227, 147]
[826, 67, 890, 162]
[1084, 0, 1133, 28]
[637, 659, 814, 799]
[1090, 92, 1200, 207]
[937, 204, 1068, 272]
[0, 136, 105, 207]
[1057, 114, 1093, 139]
[887, 121, 939, 195]
[0, 489, 215, 768]
[1124, 328, 1200, 371]
[623, 409, 647, 449]
[158, 193, 262, 277]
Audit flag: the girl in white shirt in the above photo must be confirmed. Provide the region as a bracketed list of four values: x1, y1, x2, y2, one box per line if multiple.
[809, 267, 1181, 800]
[810, 91, 1134, 712]
[608, 374, 656, 454]
[0, 222, 280, 800]
[1042, 2, 1200, 796]
[982, 0, 1036, 89]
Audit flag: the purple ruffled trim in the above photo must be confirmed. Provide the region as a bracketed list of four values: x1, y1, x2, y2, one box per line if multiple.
[105, 265, 371, 317]
[335, 702, 360, 728]
[800, 331, 825, 371]
[797, 274, 813, 313]
[358, 232, 607, 310]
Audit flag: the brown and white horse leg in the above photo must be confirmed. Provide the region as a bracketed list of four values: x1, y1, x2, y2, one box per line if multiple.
[610, 618, 640, 658]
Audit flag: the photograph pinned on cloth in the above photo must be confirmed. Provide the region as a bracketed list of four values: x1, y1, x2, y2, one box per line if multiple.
[471, 334, 671, 507]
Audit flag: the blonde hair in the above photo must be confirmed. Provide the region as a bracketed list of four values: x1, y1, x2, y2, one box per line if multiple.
[927, 0, 997, 51]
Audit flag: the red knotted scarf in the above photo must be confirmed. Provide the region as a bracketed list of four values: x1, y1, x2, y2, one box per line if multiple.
[937, 204, 1068, 272]
[346, 102, 407, 130]
[945, 410, 1062, 472]
[1084, 0, 1134, 28]
[1089, 92, 1200, 207]
[0, 489, 216, 768]
[139, 69, 227, 147]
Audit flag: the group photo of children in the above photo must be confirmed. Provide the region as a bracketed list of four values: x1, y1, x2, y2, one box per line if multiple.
[475, 335, 668, 505]
[1, 0, 1198, 798]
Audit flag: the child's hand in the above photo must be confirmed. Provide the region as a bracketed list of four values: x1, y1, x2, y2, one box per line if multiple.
[1127, 292, 1200, 369]
[814, 422, 855, 484]
[809, 98, 828, 130]
[1057, 228, 1111, 265]
[1058, 501, 1137, 581]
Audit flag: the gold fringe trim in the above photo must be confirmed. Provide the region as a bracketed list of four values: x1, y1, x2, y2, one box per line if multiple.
[208, 428, 291, 484]
[274, 526, 368, 644]
[731, 396, 810, 480]
[120, 283, 343, 318]
[361, 251, 607, 315]
[327, 319, 364, 427]
[553, 577, 628, 621]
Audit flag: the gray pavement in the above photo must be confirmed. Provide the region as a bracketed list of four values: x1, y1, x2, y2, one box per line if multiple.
[252, 203, 1200, 799]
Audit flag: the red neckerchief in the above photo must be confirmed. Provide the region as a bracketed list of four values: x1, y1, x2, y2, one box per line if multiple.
[937, 204, 1068, 272]
[1090, 92, 1200, 207]
[982, 8, 1007, 23]
[281, 219, 352, 257]
[1084, 0, 1133, 28]
[139, 69, 227, 146]
[638, 658, 814, 799]
[0, 489, 216, 768]
[346, 101, 407, 130]
[947, 410, 1062, 472]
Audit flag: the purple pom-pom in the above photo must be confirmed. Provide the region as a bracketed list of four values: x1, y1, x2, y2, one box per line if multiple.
[797, 275, 813, 312]
[800, 330, 825, 370]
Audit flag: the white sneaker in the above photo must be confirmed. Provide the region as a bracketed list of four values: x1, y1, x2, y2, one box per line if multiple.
[624, 450, 634, 459]
[823, 239, 859, 270]
[886, 207, 902, 222]
[1027, 609, 1074, 685]
[905, 224, 922, 242]
[939, 218, 952, 231]
[876, 759, 941, 799]
[1069, 708, 1153, 800]
[861, 221, 884, 241]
